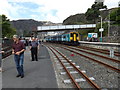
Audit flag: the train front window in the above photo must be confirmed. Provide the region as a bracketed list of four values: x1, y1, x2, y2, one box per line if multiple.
[76, 33, 78, 37]
[70, 33, 73, 37]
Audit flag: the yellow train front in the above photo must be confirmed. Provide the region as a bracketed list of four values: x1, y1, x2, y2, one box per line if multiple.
[45, 32, 80, 45]
[62, 32, 80, 45]
[69, 32, 80, 44]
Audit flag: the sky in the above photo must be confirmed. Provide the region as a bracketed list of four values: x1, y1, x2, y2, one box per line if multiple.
[0, 0, 120, 23]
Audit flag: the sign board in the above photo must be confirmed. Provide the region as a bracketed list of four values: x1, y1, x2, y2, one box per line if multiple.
[110, 48, 114, 58]
[99, 28, 104, 32]
[88, 33, 98, 38]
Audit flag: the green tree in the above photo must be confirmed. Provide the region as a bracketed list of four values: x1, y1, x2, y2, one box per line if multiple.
[116, 7, 120, 24]
[110, 9, 117, 21]
[95, 22, 108, 37]
[85, 2, 107, 23]
[109, 7, 120, 25]
[0, 14, 16, 38]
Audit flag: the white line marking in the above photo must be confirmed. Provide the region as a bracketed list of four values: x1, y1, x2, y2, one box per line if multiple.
[60, 70, 86, 75]
[64, 77, 95, 83]
[61, 60, 67, 62]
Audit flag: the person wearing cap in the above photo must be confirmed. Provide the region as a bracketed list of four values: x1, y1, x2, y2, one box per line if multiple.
[12, 35, 26, 78]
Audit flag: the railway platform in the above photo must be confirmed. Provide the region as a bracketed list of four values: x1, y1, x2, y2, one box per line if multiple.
[2, 45, 58, 88]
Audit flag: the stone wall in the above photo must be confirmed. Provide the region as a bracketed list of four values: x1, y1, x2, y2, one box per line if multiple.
[103, 26, 120, 43]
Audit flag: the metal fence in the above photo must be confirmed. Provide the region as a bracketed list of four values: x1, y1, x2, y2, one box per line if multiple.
[2, 39, 13, 59]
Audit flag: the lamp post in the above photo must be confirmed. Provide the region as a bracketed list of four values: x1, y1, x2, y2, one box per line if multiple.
[118, 1, 120, 7]
[99, 8, 106, 42]
[99, 15, 104, 42]
[108, 11, 110, 42]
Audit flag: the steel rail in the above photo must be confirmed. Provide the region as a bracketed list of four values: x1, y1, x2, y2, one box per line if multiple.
[60, 47, 120, 73]
[47, 46, 81, 89]
[49, 46, 100, 89]
[78, 46, 120, 57]
[68, 46, 120, 63]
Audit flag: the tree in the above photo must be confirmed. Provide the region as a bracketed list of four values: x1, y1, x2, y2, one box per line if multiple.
[95, 22, 108, 37]
[109, 7, 120, 25]
[116, 7, 120, 24]
[0, 14, 16, 38]
[85, 2, 107, 23]
[110, 9, 117, 21]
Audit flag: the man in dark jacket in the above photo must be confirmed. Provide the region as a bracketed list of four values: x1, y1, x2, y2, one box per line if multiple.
[29, 37, 39, 61]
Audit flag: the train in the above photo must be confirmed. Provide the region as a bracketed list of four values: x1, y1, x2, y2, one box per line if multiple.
[45, 32, 80, 45]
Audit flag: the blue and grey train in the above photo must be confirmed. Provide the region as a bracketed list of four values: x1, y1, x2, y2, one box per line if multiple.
[45, 32, 80, 45]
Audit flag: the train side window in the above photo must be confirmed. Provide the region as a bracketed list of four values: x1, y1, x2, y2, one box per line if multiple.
[63, 36, 66, 38]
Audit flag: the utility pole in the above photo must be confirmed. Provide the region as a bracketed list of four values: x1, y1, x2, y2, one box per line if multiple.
[118, 1, 120, 7]
[108, 11, 110, 42]
[99, 15, 103, 42]
[99, 8, 106, 42]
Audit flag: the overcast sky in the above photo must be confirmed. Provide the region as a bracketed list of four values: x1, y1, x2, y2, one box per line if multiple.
[0, 0, 119, 23]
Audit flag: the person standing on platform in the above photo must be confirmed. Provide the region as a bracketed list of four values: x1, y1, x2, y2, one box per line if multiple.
[12, 35, 26, 78]
[29, 37, 39, 61]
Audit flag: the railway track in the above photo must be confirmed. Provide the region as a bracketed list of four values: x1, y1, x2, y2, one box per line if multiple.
[49, 43, 119, 63]
[67, 46, 120, 63]
[45, 43, 120, 70]
[58, 46, 120, 73]
[47, 46, 100, 89]
[78, 46, 120, 57]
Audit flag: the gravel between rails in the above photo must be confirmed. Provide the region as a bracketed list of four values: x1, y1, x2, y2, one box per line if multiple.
[75, 46, 120, 60]
[65, 46, 119, 69]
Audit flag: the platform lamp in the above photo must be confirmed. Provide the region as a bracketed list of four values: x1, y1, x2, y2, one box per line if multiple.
[99, 15, 104, 42]
[108, 10, 111, 43]
[118, 1, 120, 7]
[99, 9, 106, 42]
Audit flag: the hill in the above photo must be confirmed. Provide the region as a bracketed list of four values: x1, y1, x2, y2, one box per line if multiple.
[63, 8, 118, 25]
[63, 14, 87, 25]
[11, 19, 44, 36]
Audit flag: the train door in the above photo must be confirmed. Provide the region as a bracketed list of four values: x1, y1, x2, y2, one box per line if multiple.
[70, 33, 73, 42]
